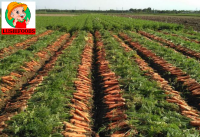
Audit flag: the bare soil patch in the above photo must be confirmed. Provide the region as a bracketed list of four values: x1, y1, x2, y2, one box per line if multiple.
[119, 15, 200, 32]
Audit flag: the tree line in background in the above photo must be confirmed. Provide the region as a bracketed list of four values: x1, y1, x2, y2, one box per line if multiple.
[0, 7, 199, 14]
[129, 7, 200, 14]
[36, 7, 200, 14]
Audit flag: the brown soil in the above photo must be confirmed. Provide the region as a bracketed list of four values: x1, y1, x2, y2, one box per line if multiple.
[119, 15, 200, 32]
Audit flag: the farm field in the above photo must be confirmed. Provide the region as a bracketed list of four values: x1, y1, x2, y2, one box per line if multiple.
[117, 14, 200, 32]
[0, 14, 200, 137]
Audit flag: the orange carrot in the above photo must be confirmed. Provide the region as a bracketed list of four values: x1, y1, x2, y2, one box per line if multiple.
[111, 133, 126, 137]
[102, 72, 115, 77]
[21, 66, 31, 72]
[190, 121, 200, 126]
[108, 103, 125, 109]
[166, 99, 179, 103]
[106, 108, 124, 115]
[72, 113, 85, 121]
[78, 74, 91, 82]
[71, 99, 88, 110]
[182, 111, 199, 117]
[75, 109, 90, 122]
[70, 119, 89, 127]
[108, 121, 128, 130]
[105, 112, 124, 118]
[107, 90, 121, 94]
[73, 95, 87, 101]
[3, 80, 14, 85]
[74, 92, 92, 98]
[104, 80, 118, 85]
[62, 131, 86, 137]
[73, 123, 91, 131]
[109, 114, 127, 121]
[65, 128, 87, 133]
[104, 85, 120, 92]
[105, 101, 116, 104]
[1, 76, 13, 80]
[104, 94, 121, 99]
[1, 87, 9, 92]
[179, 104, 192, 111]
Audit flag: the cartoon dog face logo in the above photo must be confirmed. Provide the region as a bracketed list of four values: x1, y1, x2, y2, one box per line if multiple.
[6, 2, 31, 28]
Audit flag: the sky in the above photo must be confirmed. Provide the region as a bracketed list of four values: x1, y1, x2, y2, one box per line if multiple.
[0, 0, 200, 10]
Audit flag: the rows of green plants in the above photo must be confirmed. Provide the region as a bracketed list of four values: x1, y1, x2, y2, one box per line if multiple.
[36, 16, 73, 30]
[4, 31, 87, 136]
[0, 31, 64, 78]
[143, 29, 200, 52]
[92, 16, 104, 31]
[125, 31, 200, 84]
[160, 30, 200, 41]
[97, 15, 184, 31]
[37, 15, 88, 33]
[0, 29, 46, 51]
[35, 14, 188, 33]
[1, 15, 87, 51]
[100, 30, 199, 136]
[1, 14, 199, 51]
[70, 15, 88, 32]
[82, 15, 94, 32]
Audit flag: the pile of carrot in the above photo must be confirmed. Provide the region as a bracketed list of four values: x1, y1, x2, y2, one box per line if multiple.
[15, 30, 53, 47]
[0, 34, 77, 134]
[0, 33, 69, 95]
[1, 76, 18, 93]
[117, 33, 200, 127]
[135, 56, 200, 126]
[0, 34, 69, 99]
[139, 31, 200, 60]
[95, 31, 130, 137]
[36, 33, 70, 60]
[120, 33, 200, 97]
[62, 33, 94, 137]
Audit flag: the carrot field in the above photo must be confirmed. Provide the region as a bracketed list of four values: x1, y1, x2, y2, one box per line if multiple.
[1, 14, 200, 137]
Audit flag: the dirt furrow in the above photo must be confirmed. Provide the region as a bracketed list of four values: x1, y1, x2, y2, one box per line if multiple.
[0, 33, 77, 134]
[138, 31, 200, 60]
[113, 34, 200, 128]
[62, 33, 94, 137]
[0, 30, 53, 60]
[119, 33, 200, 108]
[95, 31, 130, 137]
[0, 33, 70, 110]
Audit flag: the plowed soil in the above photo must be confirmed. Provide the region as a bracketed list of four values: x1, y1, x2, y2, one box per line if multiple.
[118, 15, 200, 32]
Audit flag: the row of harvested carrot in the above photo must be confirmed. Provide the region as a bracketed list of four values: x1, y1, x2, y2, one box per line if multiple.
[62, 33, 94, 137]
[0, 30, 53, 59]
[160, 31, 200, 44]
[139, 31, 200, 60]
[0, 33, 70, 93]
[120, 33, 200, 96]
[95, 31, 131, 137]
[0, 33, 70, 114]
[114, 34, 200, 127]
[0, 34, 77, 134]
